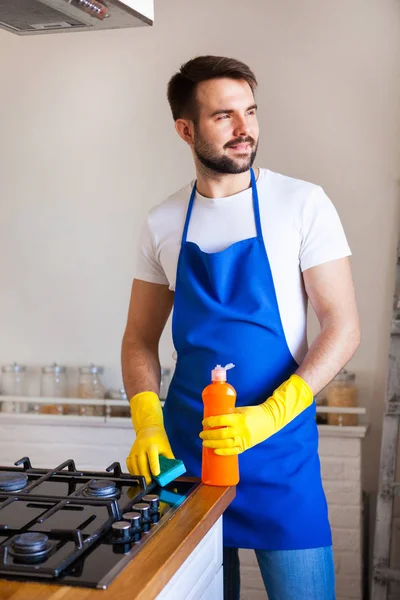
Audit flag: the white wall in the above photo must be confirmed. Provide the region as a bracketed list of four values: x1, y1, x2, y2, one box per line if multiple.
[1, 0, 400, 504]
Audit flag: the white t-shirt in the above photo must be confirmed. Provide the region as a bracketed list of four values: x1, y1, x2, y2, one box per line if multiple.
[134, 168, 351, 365]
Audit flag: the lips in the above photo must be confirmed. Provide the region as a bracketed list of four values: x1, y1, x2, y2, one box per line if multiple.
[229, 143, 251, 151]
[225, 137, 254, 152]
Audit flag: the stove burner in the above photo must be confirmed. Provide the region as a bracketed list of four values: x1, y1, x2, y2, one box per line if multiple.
[10, 532, 52, 561]
[84, 480, 119, 498]
[0, 472, 28, 492]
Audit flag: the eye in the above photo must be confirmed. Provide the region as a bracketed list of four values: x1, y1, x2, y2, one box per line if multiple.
[216, 114, 230, 121]
[247, 109, 257, 116]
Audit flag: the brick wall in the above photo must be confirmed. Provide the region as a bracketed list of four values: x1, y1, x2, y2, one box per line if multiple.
[240, 427, 367, 600]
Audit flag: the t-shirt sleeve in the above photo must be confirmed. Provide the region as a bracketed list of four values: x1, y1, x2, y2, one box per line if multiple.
[134, 215, 170, 285]
[299, 186, 352, 272]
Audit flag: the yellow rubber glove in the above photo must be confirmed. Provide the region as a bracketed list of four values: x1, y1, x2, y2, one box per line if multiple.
[200, 374, 313, 456]
[126, 391, 174, 484]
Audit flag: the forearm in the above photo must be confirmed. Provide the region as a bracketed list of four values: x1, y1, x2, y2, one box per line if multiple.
[295, 318, 360, 396]
[121, 333, 161, 400]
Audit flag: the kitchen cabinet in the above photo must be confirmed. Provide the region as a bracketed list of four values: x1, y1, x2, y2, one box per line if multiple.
[156, 518, 223, 600]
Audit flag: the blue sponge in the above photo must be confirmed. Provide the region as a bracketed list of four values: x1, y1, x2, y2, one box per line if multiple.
[159, 487, 186, 507]
[153, 455, 186, 487]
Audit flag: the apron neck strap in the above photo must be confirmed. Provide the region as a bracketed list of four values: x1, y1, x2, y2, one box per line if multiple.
[250, 167, 263, 240]
[182, 182, 197, 245]
[181, 168, 262, 246]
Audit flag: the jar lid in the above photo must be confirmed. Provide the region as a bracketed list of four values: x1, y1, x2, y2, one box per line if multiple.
[106, 388, 128, 400]
[42, 362, 66, 374]
[79, 363, 104, 375]
[2, 362, 26, 373]
[333, 369, 356, 382]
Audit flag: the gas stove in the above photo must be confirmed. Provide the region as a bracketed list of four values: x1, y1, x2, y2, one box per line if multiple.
[0, 457, 200, 589]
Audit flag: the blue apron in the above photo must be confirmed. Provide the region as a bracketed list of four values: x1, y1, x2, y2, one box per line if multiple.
[163, 168, 332, 550]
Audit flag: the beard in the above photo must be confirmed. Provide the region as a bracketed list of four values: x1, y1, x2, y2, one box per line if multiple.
[193, 130, 258, 175]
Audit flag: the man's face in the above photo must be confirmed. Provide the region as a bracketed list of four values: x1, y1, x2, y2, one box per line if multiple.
[192, 78, 259, 175]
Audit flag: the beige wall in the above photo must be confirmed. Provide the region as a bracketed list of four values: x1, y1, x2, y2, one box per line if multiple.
[1, 0, 400, 507]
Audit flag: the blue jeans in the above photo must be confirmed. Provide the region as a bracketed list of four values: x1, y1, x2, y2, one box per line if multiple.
[223, 546, 336, 600]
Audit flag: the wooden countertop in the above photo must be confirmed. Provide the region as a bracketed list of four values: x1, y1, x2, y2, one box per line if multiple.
[0, 483, 235, 600]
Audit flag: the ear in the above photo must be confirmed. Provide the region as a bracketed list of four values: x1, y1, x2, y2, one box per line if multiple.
[175, 119, 195, 146]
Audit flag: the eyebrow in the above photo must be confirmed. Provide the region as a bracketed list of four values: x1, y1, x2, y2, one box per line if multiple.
[210, 103, 258, 118]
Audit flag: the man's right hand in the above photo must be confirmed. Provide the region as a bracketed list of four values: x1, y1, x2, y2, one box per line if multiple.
[126, 391, 174, 485]
[126, 424, 175, 485]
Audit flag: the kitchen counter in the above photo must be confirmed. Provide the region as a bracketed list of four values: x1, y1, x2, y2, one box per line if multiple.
[0, 403, 368, 600]
[0, 483, 235, 600]
[0, 408, 368, 600]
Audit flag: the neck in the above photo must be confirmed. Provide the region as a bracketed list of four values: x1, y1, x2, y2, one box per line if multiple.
[194, 163, 258, 198]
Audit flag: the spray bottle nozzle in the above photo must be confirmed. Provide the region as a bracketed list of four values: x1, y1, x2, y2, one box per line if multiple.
[211, 363, 235, 382]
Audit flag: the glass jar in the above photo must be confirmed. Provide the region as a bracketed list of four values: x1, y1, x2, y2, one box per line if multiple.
[78, 364, 105, 417]
[1, 363, 28, 413]
[326, 369, 358, 426]
[40, 363, 68, 415]
[159, 367, 172, 402]
[105, 388, 130, 418]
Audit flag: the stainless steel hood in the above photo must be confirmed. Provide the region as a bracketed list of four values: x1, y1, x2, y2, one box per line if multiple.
[0, 0, 153, 35]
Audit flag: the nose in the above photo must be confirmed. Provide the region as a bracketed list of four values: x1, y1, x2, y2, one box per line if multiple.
[233, 114, 251, 138]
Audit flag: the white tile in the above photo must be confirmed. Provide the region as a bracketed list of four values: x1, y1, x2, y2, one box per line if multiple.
[319, 437, 360, 458]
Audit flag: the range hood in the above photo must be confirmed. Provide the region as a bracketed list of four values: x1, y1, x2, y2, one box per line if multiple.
[0, 0, 153, 35]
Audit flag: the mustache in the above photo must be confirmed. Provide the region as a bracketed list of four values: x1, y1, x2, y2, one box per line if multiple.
[224, 136, 256, 149]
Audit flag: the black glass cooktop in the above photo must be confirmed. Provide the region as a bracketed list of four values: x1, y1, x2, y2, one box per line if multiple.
[0, 457, 200, 588]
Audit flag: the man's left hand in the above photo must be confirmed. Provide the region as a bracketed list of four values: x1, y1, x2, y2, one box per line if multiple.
[199, 374, 313, 455]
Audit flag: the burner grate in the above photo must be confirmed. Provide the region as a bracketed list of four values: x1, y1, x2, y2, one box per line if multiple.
[0, 457, 147, 579]
[0, 456, 198, 588]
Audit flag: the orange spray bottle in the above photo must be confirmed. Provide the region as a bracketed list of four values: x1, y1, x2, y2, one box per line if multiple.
[201, 363, 240, 486]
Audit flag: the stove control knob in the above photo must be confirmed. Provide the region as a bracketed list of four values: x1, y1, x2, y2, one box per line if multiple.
[131, 503, 151, 524]
[122, 511, 142, 534]
[111, 521, 131, 543]
[142, 494, 160, 515]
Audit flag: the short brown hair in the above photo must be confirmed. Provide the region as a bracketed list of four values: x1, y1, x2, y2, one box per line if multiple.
[167, 55, 257, 121]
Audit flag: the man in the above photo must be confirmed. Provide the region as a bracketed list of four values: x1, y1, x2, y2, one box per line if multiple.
[121, 55, 360, 600]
